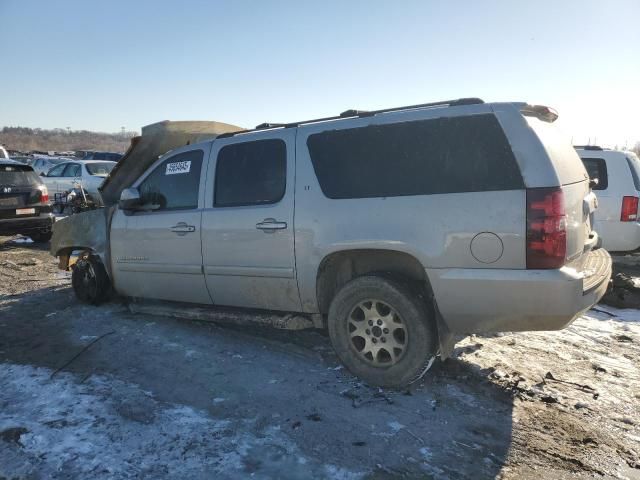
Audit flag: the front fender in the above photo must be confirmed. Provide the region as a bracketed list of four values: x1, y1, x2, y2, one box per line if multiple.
[50, 208, 112, 273]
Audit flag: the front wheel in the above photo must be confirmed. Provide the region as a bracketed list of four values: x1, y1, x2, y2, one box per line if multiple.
[328, 275, 437, 388]
[72, 255, 111, 305]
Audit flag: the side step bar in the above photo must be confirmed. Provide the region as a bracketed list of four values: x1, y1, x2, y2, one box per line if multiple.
[127, 300, 318, 330]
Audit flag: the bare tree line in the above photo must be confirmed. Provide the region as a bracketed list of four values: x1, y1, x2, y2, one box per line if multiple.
[0, 127, 136, 153]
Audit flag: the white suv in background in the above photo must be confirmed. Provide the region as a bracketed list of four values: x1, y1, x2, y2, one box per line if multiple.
[577, 146, 640, 252]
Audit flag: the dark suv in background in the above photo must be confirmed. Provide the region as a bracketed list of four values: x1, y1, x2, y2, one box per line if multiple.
[0, 159, 54, 242]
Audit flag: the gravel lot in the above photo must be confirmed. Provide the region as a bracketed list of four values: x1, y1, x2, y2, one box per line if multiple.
[1, 236, 639, 479]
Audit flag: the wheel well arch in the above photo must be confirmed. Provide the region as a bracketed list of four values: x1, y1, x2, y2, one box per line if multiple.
[315, 249, 431, 315]
[54, 246, 105, 271]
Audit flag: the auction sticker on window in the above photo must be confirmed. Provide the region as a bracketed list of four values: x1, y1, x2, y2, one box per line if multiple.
[166, 161, 191, 175]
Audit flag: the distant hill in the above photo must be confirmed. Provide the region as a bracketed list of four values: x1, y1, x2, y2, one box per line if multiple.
[0, 127, 136, 154]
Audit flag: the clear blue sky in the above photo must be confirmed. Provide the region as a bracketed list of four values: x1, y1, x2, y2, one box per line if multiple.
[1, 0, 638, 147]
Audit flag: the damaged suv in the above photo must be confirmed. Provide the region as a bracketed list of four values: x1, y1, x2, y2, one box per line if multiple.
[51, 100, 611, 387]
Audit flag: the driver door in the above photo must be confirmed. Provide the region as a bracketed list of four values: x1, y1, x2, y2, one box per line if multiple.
[110, 146, 212, 304]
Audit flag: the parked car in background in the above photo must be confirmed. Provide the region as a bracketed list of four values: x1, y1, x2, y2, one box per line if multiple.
[0, 146, 8, 159]
[52, 100, 611, 387]
[80, 151, 123, 162]
[9, 156, 33, 164]
[576, 146, 640, 252]
[31, 156, 68, 175]
[0, 159, 54, 242]
[41, 160, 116, 202]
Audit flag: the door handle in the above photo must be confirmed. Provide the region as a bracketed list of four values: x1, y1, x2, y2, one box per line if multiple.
[256, 218, 287, 231]
[170, 222, 196, 236]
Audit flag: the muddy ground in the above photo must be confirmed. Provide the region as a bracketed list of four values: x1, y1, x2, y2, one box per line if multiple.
[0, 236, 639, 479]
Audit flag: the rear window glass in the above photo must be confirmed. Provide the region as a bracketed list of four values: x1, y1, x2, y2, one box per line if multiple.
[626, 154, 640, 191]
[581, 158, 608, 190]
[214, 139, 286, 207]
[139, 150, 204, 211]
[86, 162, 115, 176]
[306, 114, 523, 199]
[0, 164, 40, 186]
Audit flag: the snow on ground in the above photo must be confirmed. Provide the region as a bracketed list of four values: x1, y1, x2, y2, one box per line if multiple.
[0, 364, 361, 480]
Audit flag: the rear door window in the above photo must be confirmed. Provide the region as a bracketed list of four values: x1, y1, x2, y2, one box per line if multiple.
[138, 150, 204, 211]
[306, 114, 523, 199]
[581, 158, 608, 190]
[214, 139, 286, 207]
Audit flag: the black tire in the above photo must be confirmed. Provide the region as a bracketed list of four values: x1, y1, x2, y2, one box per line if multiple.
[328, 275, 437, 388]
[72, 255, 111, 305]
[29, 230, 52, 243]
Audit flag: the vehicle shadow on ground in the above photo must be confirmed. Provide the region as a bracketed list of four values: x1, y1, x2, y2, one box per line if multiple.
[0, 288, 515, 478]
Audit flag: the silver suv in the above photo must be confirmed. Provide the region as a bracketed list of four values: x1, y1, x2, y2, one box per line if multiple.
[51, 100, 611, 387]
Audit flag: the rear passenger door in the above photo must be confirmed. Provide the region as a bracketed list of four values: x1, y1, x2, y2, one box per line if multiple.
[201, 130, 301, 311]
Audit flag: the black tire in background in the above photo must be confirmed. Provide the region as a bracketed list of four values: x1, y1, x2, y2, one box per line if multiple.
[72, 255, 111, 305]
[328, 275, 437, 388]
[29, 230, 52, 243]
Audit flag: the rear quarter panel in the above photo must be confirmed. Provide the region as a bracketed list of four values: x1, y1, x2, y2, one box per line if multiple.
[294, 107, 527, 312]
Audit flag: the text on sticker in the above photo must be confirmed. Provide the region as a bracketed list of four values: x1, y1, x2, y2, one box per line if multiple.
[166, 161, 191, 175]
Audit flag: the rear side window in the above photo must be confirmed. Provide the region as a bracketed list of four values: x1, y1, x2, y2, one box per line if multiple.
[86, 162, 115, 176]
[214, 139, 286, 207]
[138, 150, 203, 211]
[306, 114, 523, 199]
[626, 155, 640, 191]
[581, 158, 608, 190]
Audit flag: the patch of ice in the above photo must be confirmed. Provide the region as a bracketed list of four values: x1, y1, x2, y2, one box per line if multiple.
[419, 446, 433, 460]
[445, 384, 478, 407]
[586, 305, 640, 323]
[10, 236, 33, 244]
[0, 363, 362, 479]
[387, 421, 405, 432]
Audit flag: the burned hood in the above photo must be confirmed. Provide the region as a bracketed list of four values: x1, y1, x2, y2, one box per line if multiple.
[99, 120, 242, 207]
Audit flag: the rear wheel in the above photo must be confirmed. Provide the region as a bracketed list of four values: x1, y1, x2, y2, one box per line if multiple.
[328, 275, 437, 388]
[72, 255, 111, 305]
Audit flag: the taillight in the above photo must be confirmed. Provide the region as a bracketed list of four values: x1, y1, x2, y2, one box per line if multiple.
[38, 185, 49, 203]
[526, 187, 567, 269]
[620, 196, 638, 222]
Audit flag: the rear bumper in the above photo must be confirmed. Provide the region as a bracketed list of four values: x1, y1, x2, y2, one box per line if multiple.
[0, 213, 55, 235]
[427, 249, 612, 333]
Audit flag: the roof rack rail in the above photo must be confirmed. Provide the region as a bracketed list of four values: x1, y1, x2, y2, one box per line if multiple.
[217, 97, 484, 139]
[255, 122, 285, 129]
[574, 145, 603, 151]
